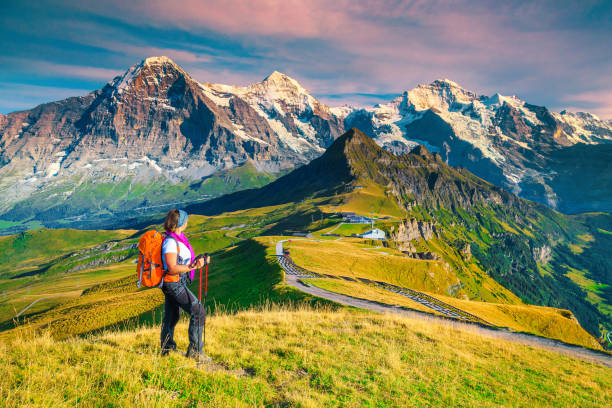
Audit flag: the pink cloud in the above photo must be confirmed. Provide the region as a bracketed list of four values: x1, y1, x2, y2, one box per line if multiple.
[32, 61, 122, 80]
[562, 90, 612, 119]
[38, 1, 612, 119]
[4, 57, 122, 81]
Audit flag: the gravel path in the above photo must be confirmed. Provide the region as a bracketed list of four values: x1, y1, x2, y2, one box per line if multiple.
[15, 296, 51, 318]
[276, 239, 612, 368]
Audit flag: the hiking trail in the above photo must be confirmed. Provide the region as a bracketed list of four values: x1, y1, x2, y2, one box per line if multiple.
[275, 239, 612, 368]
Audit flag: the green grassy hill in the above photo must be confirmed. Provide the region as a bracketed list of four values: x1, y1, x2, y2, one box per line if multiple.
[2, 227, 601, 350]
[0, 226, 330, 340]
[0, 160, 281, 234]
[3, 128, 611, 347]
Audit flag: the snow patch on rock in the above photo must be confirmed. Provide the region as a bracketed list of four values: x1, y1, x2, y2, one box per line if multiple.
[199, 84, 232, 107]
[233, 124, 270, 145]
[46, 162, 60, 178]
[109, 61, 143, 96]
[139, 156, 162, 173]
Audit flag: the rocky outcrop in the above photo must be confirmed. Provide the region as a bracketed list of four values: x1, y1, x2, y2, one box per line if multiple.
[66, 241, 138, 272]
[67, 253, 134, 273]
[461, 243, 472, 260]
[402, 251, 442, 261]
[391, 218, 437, 242]
[532, 245, 552, 264]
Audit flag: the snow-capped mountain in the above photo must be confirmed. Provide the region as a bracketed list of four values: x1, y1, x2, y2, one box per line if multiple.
[0, 57, 343, 229]
[1, 57, 611, 232]
[202, 70, 341, 155]
[343, 79, 612, 212]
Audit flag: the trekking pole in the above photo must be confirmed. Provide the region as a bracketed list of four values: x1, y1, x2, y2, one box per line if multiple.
[203, 256, 209, 348]
[198, 264, 203, 358]
[199, 266, 202, 302]
[196, 253, 209, 359]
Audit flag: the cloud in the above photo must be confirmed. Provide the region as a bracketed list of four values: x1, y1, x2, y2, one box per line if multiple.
[317, 93, 402, 109]
[562, 89, 612, 119]
[87, 43, 213, 65]
[16, 60, 122, 81]
[0, 82, 92, 114]
[2, 0, 611, 118]
[73, 0, 354, 37]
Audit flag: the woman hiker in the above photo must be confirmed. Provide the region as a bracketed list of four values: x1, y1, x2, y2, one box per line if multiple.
[160, 209, 210, 362]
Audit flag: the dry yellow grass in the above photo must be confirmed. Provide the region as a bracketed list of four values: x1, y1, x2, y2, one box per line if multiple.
[0, 307, 609, 407]
[0, 261, 139, 330]
[282, 239, 601, 349]
[418, 291, 602, 349]
[287, 239, 454, 290]
[286, 238, 518, 301]
[303, 277, 600, 349]
[303, 278, 446, 316]
[3, 271, 164, 340]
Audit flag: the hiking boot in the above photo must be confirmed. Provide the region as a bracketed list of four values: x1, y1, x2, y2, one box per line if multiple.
[160, 347, 178, 357]
[186, 350, 212, 364]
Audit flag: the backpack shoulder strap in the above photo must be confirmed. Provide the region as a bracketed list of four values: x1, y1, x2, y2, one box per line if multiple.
[162, 236, 182, 277]
[165, 236, 179, 253]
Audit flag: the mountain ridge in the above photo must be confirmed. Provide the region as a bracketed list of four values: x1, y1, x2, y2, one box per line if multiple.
[0, 56, 345, 231]
[343, 78, 612, 213]
[1, 56, 612, 233]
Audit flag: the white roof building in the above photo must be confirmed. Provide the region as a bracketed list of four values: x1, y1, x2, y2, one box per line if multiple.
[361, 228, 386, 240]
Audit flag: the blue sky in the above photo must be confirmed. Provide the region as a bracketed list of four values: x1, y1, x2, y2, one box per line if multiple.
[1, 0, 611, 118]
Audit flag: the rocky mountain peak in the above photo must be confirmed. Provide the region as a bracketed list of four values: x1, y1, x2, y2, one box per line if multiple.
[106, 56, 191, 98]
[431, 78, 465, 89]
[143, 55, 178, 67]
[254, 70, 314, 101]
[409, 144, 432, 156]
[404, 78, 477, 111]
[482, 92, 524, 108]
[325, 128, 380, 157]
[262, 70, 305, 89]
[244, 70, 326, 118]
[319, 128, 393, 180]
[559, 110, 601, 121]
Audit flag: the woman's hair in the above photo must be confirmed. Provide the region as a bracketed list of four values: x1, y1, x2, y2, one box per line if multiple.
[164, 209, 180, 232]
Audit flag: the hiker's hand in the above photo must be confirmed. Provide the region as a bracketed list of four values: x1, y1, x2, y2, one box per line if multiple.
[205, 255, 211, 265]
[194, 257, 206, 269]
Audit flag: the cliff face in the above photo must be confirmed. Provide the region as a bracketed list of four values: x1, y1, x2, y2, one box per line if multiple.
[0, 57, 344, 182]
[391, 219, 437, 242]
[0, 57, 345, 226]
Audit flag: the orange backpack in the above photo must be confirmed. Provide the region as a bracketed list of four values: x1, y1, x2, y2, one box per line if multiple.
[137, 230, 167, 288]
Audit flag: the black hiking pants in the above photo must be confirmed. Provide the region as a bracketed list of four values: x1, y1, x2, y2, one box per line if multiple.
[160, 274, 205, 355]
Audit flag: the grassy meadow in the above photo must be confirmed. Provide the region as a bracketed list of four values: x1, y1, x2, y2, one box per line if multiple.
[284, 238, 520, 303]
[1, 307, 609, 407]
[0, 201, 610, 407]
[304, 278, 600, 349]
[1, 215, 605, 350]
[1, 232, 332, 340]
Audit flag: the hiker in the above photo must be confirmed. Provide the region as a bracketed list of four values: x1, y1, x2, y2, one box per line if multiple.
[160, 209, 209, 360]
